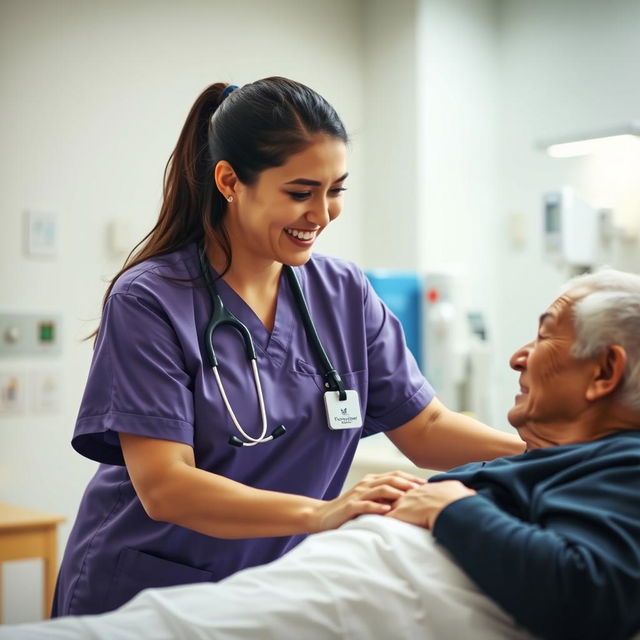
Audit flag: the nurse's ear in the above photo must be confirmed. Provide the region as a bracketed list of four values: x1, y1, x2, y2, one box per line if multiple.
[214, 161, 241, 202]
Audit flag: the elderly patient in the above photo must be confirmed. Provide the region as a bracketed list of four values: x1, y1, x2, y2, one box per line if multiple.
[3, 268, 640, 640]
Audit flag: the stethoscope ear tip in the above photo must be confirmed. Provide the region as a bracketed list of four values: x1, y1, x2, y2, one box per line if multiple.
[228, 436, 246, 447]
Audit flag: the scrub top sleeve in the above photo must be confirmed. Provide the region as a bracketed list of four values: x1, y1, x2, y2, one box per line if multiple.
[73, 292, 194, 465]
[360, 273, 434, 436]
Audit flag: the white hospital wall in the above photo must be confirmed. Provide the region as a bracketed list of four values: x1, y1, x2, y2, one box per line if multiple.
[416, 0, 500, 294]
[361, 0, 502, 418]
[361, 0, 500, 281]
[415, 0, 502, 422]
[360, 0, 420, 270]
[0, 0, 365, 623]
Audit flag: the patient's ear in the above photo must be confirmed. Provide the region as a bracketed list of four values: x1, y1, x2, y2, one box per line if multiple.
[586, 345, 627, 401]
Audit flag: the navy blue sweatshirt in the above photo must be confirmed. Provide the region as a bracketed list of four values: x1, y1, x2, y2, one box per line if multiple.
[431, 430, 640, 640]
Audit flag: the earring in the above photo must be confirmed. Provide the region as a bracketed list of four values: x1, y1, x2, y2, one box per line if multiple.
[226, 196, 234, 203]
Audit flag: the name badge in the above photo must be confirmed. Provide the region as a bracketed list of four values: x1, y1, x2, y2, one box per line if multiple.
[323, 390, 363, 430]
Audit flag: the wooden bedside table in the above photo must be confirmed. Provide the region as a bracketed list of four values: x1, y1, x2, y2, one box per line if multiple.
[0, 503, 65, 621]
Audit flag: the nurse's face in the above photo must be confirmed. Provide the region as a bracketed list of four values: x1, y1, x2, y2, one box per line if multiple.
[229, 135, 348, 267]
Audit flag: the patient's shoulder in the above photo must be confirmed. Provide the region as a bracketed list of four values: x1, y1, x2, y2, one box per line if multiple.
[590, 429, 640, 458]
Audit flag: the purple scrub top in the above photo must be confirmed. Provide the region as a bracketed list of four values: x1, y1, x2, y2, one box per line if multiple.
[53, 243, 433, 616]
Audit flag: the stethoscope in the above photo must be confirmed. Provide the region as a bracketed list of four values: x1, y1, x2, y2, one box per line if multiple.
[199, 245, 347, 447]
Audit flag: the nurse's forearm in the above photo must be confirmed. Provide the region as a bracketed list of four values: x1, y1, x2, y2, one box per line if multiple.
[146, 465, 420, 538]
[120, 432, 323, 538]
[388, 398, 524, 471]
[422, 409, 524, 469]
[148, 464, 325, 539]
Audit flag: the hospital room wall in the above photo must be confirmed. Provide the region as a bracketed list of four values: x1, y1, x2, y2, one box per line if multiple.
[360, 0, 504, 417]
[0, 0, 367, 623]
[359, 0, 420, 270]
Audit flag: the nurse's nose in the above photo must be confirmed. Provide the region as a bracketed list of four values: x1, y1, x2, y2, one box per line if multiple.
[509, 341, 533, 372]
[306, 194, 335, 227]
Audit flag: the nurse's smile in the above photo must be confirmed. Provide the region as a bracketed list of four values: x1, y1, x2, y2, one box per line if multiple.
[284, 226, 319, 246]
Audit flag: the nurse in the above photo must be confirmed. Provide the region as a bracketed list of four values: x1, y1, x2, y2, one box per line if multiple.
[53, 77, 524, 616]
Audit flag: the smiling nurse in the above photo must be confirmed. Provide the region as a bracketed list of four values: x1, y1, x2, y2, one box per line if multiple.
[52, 77, 524, 616]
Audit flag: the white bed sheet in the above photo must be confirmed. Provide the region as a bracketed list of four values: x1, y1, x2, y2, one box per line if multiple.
[0, 515, 543, 639]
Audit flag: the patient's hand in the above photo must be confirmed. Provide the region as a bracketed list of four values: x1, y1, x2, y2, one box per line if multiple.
[386, 480, 476, 530]
[309, 471, 426, 533]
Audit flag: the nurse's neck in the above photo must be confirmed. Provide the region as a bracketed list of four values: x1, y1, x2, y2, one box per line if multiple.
[205, 240, 282, 332]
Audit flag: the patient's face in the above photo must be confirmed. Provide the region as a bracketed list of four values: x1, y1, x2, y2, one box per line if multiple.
[507, 288, 595, 448]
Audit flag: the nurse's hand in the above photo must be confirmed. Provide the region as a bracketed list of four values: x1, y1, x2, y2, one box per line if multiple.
[310, 471, 426, 532]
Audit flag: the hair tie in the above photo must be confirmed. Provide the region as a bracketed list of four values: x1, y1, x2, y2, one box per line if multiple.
[220, 85, 238, 103]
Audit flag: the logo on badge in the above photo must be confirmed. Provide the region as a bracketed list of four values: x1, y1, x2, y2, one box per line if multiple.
[340, 408, 349, 415]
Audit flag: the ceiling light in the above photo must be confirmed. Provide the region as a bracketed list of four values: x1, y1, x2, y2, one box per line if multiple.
[539, 122, 640, 158]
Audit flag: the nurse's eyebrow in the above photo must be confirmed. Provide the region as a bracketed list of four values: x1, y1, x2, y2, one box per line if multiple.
[285, 172, 349, 186]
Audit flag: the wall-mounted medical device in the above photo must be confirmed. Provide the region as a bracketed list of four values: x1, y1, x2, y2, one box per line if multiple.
[365, 271, 423, 371]
[0, 312, 62, 358]
[366, 269, 491, 421]
[422, 271, 474, 413]
[0, 312, 63, 416]
[543, 187, 599, 267]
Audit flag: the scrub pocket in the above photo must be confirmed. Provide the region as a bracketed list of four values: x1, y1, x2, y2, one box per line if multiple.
[294, 359, 367, 397]
[105, 547, 214, 611]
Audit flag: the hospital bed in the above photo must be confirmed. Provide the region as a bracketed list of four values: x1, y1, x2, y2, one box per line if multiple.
[1, 515, 637, 639]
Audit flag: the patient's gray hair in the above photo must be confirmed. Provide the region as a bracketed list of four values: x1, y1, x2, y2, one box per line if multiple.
[560, 268, 640, 411]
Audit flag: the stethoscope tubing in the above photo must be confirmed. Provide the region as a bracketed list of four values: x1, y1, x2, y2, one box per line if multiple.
[284, 267, 347, 401]
[212, 361, 269, 446]
[198, 244, 343, 446]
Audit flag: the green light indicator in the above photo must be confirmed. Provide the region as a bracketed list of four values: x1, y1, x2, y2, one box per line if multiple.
[39, 322, 55, 343]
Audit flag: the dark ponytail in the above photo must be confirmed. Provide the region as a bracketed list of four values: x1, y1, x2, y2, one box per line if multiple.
[93, 77, 347, 338]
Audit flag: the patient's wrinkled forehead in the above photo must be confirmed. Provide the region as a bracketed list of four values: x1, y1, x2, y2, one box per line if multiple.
[544, 286, 593, 326]
[541, 296, 574, 329]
